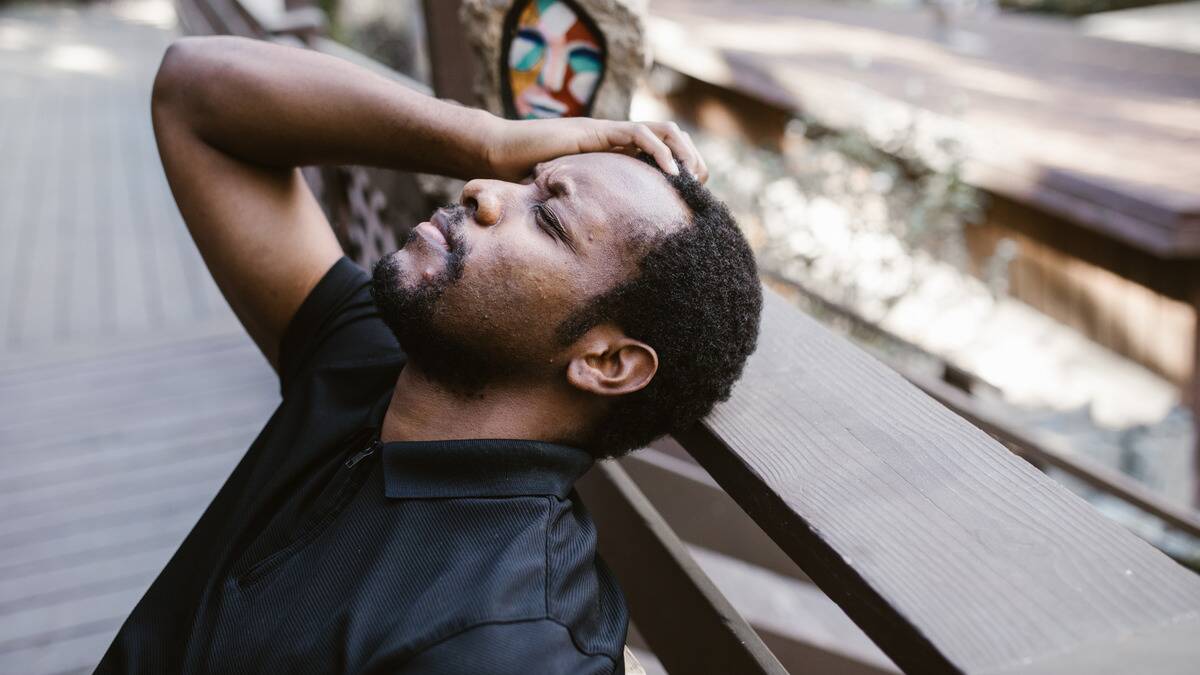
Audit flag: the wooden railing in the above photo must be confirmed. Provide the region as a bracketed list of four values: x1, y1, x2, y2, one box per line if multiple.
[176, 2, 1200, 672]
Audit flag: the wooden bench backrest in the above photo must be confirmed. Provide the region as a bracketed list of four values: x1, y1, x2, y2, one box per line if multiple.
[669, 290, 1200, 673]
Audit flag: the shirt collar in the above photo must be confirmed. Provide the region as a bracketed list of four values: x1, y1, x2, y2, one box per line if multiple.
[379, 438, 594, 500]
[366, 386, 594, 500]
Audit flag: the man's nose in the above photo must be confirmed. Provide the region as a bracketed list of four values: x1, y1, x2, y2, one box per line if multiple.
[459, 179, 505, 227]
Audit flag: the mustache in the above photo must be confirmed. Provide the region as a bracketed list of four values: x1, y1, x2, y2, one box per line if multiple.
[440, 204, 467, 253]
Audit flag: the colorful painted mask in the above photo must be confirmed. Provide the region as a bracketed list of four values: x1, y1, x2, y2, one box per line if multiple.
[501, 0, 606, 119]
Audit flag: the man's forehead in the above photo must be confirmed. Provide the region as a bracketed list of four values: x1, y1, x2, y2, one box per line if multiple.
[538, 153, 688, 233]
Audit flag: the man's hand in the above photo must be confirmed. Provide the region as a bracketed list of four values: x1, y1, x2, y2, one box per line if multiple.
[484, 117, 709, 184]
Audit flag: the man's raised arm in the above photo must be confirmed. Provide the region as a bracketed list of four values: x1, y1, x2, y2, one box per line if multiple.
[150, 36, 703, 369]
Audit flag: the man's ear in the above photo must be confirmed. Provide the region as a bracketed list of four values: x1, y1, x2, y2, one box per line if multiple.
[565, 324, 658, 397]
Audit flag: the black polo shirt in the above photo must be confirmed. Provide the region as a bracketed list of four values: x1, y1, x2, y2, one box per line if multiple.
[96, 257, 628, 674]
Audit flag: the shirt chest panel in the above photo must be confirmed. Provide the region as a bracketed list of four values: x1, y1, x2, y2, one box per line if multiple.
[195, 491, 555, 673]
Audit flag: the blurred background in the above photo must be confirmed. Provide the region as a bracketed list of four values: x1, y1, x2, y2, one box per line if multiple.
[1, 0, 1198, 672]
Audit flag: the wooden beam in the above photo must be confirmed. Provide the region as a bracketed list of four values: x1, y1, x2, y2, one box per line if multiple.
[576, 462, 788, 675]
[420, 0, 477, 105]
[1002, 614, 1200, 675]
[765, 271, 1200, 540]
[1192, 284, 1200, 508]
[620, 446, 810, 582]
[906, 368, 1200, 540]
[674, 289, 1200, 674]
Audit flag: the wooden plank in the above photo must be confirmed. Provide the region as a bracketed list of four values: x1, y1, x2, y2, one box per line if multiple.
[576, 462, 788, 675]
[0, 537, 195, 605]
[0, 328, 249, 382]
[673, 289, 1200, 674]
[2, 449, 239, 521]
[1000, 614, 1200, 675]
[690, 547, 897, 675]
[0, 420, 260, 489]
[0, 376, 274, 441]
[420, 0, 477, 104]
[765, 271, 1200, 541]
[0, 491, 211, 553]
[0, 478, 223, 543]
[622, 445, 809, 582]
[69, 74, 102, 343]
[906, 368, 1200, 540]
[0, 626, 115, 675]
[0, 343, 266, 407]
[7, 67, 62, 350]
[0, 354, 269, 423]
[1, 511, 200, 571]
[0, 427, 252, 500]
[0, 528, 191, 583]
[0, 66, 39, 347]
[104, 73, 152, 338]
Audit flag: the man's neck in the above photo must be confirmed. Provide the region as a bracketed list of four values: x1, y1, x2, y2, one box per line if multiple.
[380, 361, 587, 446]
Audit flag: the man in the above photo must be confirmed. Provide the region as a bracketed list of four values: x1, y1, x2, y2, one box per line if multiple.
[97, 35, 761, 674]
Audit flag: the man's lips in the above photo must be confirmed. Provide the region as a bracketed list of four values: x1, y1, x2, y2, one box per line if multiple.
[415, 222, 448, 251]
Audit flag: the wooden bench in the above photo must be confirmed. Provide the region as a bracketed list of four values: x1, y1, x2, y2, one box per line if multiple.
[178, 2, 1200, 672]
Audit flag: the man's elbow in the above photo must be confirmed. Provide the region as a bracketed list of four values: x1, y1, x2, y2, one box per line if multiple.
[153, 38, 201, 114]
[151, 36, 243, 124]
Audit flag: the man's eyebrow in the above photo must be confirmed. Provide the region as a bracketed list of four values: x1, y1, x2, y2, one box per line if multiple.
[537, 165, 575, 198]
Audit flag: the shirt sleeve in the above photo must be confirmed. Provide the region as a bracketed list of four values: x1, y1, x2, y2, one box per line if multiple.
[277, 256, 402, 394]
[384, 619, 620, 675]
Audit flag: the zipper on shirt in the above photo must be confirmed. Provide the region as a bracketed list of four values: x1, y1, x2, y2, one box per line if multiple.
[345, 439, 379, 469]
[237, 435, 381, 588]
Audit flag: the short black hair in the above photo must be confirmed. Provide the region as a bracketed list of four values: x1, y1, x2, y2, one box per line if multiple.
[557, 154, 762, 458]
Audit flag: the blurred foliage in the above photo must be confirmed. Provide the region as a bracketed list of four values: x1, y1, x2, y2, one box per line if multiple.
[997, 0, 1180, 15]
[690, 115, 1005, 322]
[326, 0, 429, 82]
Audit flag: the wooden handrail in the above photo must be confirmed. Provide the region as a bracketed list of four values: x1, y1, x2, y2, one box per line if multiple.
[909, 369, 1200, 542]
[674, 290, 1200, 673]
[765, 271, 1200, 542]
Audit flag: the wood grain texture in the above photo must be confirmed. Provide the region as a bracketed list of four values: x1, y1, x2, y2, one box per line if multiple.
[674, 290, 1200, 674]
[906, 368, 1200, 540]
[0, 328, 275, 674]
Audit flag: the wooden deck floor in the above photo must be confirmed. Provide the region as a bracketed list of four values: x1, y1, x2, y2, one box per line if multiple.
[0, 0, 231, 351]
[0, 2, 279, 673]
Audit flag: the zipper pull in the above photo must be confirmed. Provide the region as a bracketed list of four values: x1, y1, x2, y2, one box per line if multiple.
[345, 439, 379, 469]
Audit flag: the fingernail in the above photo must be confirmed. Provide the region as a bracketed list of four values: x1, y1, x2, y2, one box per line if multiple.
[669, 158, 679, 174]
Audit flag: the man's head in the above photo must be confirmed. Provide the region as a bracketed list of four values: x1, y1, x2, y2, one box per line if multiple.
[371, 151, 761, 458]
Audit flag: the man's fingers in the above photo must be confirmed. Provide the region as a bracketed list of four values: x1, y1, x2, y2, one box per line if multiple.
[611, 123, 677, 175]
[653, 122, 707, 183]
[637, 124, 679, 175]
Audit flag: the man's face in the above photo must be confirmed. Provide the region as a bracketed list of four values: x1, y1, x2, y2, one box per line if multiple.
[371, 153, 687, 393]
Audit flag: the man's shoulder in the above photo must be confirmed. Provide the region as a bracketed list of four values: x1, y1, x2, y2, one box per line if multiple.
[279, 256, 405, 394]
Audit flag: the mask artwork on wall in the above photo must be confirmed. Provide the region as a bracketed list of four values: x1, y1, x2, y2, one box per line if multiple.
[500, 0, 606, 119]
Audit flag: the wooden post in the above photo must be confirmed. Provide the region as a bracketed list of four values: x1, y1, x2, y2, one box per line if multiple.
[1192, 281, 1200, 508]
[420, 0, 478, 104]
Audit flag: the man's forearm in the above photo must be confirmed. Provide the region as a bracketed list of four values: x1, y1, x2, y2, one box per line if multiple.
[152, 36, 497, 179]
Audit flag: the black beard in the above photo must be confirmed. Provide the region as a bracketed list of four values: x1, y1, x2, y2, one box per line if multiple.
[369, 207, 494, 397]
